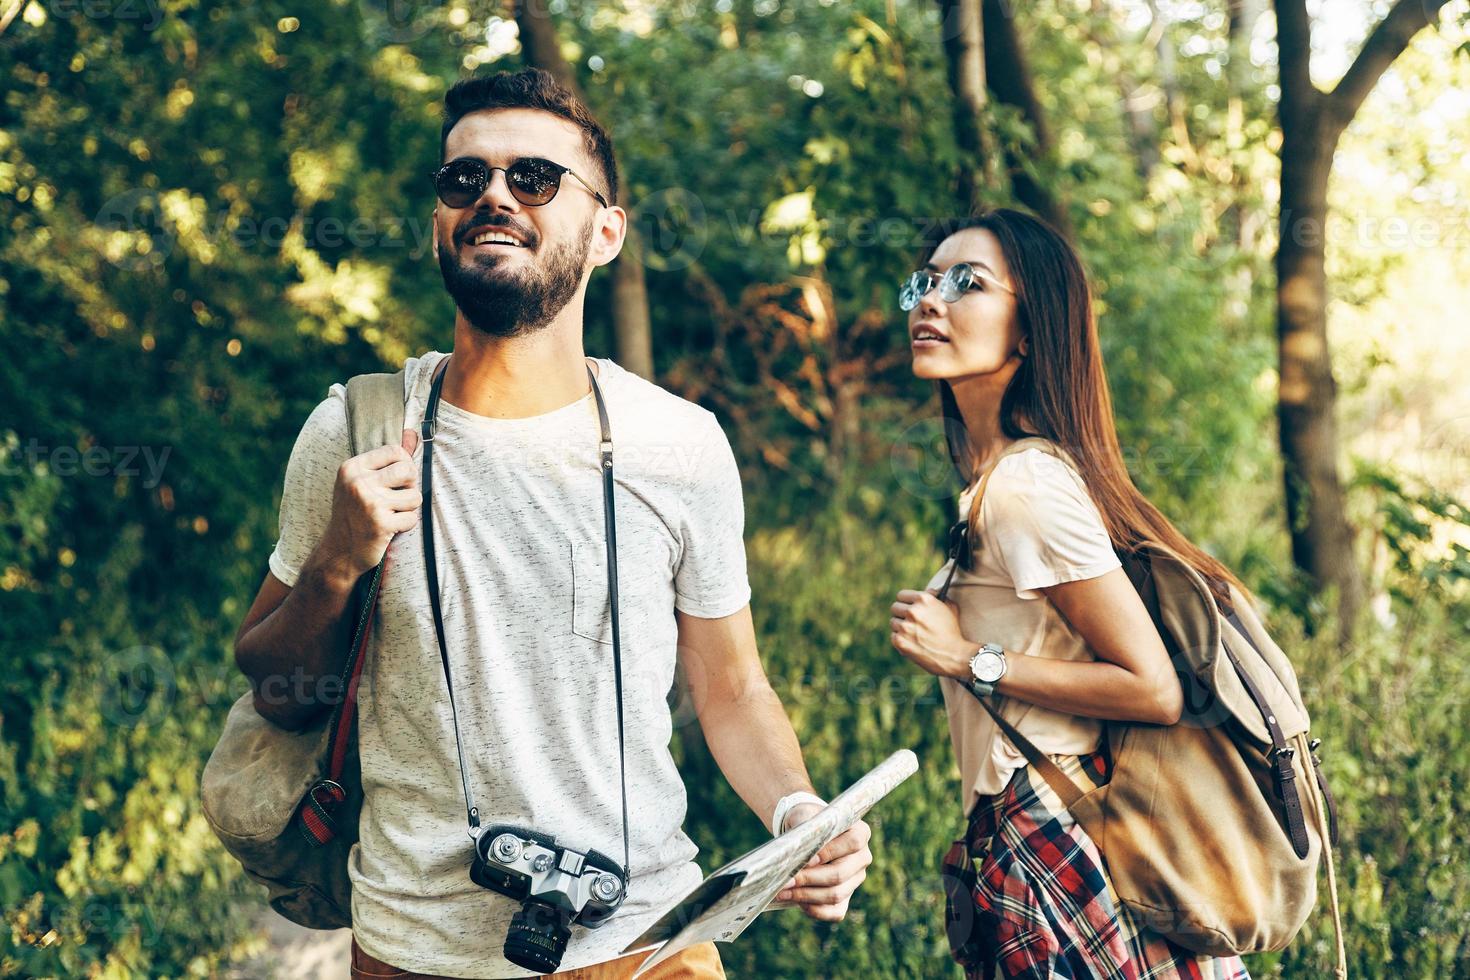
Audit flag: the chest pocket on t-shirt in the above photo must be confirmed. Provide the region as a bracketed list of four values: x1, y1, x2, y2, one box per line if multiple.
[571, 537, 618, 645]
[571, 534, 673, 646]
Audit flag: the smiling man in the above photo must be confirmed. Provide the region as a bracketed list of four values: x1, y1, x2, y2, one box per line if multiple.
[232, 69, 872, 979]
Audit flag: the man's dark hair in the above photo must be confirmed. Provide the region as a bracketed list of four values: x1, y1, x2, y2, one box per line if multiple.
[441, 68, 619, 206]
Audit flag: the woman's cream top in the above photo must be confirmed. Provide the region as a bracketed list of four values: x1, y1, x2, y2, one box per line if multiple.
[924, 441, 1123, 812]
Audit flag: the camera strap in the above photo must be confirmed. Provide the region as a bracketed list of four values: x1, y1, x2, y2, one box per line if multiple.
[419, 356, 631, 878]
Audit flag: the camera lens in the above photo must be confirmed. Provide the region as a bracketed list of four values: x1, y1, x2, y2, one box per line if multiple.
[504, 900, 574, 974]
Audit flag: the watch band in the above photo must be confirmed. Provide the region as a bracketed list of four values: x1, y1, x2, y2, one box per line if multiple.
[771, 791, 827, 837]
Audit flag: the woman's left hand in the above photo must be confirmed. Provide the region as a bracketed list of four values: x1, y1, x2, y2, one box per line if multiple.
[890, 589, 971, 680]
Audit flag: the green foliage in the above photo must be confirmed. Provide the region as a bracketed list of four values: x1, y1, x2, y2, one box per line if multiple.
[1355, 462, 1470, 611]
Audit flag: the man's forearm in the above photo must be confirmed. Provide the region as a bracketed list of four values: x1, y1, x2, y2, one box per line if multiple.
[697, 681, 818, 832]
[234, 550, 360, 730]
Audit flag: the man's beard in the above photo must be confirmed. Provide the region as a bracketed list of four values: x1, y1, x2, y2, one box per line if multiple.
[437, 217, 591, 339]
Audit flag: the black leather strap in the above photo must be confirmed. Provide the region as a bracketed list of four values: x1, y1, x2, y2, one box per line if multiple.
[934, 519, 968, 598]
[321, 559, 384, 778]
[593, 373, 631, 876]
[419, 357, 631, 877]
[1220, 604, 1311, 859]
[419, 359, 481, 833]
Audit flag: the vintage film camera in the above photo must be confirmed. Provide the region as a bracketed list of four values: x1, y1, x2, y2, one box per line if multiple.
[471, 824, 629, 973]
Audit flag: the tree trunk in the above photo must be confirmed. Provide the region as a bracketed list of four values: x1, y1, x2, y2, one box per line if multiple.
[1275, 122, 1362, 634]
[608, 232, 654, 379]
[980, 0, 1073, 240]
[514, 0, 574, 90]
[938, 0, 995, 212]
[514, 0, 655, 379]
[1272, 0, 1447, 639]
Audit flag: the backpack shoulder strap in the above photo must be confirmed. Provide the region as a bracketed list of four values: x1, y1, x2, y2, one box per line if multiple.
[301, 369, 407, 826]
[963, 436, 1080, 544]
[344, 370, 409, 455]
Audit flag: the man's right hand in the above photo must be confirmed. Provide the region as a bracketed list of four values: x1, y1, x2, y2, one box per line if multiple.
[315, 430, 422, 583]
[235, 430, 422, 730]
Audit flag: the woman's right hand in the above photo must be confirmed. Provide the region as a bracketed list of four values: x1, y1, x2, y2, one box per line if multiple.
[890, 588, 972, 680]
[313, 430, 422, 584]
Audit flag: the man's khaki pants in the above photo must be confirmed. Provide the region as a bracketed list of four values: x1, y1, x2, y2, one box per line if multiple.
[349, 936, 726, 980]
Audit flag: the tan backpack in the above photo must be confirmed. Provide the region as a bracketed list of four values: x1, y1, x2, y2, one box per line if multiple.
[936, 437, 1347, 977]
[201, 370, 406, 929]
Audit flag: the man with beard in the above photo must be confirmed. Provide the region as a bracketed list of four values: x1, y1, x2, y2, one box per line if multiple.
[233, 69, 873, 979]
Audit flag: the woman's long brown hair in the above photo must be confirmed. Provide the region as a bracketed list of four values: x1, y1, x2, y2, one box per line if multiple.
[926, 208, 1247, 611]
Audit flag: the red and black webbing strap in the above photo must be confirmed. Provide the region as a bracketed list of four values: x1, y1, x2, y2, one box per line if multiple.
[296, 554, 389, 847]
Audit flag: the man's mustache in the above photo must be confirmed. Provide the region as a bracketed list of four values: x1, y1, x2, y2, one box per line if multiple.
[454, 214, 538, 249]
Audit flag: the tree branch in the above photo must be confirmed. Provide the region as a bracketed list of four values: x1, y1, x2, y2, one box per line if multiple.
[938, 0, 994, 211]
[982, 0, 1074, 239]
[1326, 0, 1448, 136]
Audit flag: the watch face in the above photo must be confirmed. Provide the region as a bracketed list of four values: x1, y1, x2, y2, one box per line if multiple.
[973, 651, 1005, 684]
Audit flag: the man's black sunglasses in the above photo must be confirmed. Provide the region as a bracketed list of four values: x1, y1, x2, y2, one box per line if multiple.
[430, 156, 608, 210]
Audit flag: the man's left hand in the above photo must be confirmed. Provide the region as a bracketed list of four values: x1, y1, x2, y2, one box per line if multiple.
[774, 804, 873, 922]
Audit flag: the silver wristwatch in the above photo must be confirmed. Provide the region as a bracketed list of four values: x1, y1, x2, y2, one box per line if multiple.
[968, 642, 1007, 698]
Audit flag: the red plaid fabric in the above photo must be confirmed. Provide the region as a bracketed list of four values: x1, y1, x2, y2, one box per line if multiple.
[942, 749, 1252, 980]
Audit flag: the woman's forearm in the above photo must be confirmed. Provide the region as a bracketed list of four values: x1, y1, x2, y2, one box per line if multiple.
[945, 637, 1182, 725]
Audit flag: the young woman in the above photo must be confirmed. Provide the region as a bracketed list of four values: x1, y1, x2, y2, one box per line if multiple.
[888, 209, 1253, 979]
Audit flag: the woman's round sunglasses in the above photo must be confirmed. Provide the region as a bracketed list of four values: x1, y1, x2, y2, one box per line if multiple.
[898, 262, 1013, 311]
[431, 156, 608, 210]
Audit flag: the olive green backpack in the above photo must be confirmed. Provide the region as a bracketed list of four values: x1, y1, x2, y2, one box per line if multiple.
[937, 437, 1347, 977]
[201, 370, 406, 929]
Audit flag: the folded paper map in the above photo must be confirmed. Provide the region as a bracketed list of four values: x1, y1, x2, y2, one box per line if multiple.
[622, 749, 919, 977]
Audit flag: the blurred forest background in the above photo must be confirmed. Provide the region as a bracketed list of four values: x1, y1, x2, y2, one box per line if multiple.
[3, 0, 1470, 976]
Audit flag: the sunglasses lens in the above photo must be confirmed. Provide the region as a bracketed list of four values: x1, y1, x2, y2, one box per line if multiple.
[940, 264, 973, 303]
[436, 159, 487, 209]
[947, 519, 971, 566]
[506, 158, 561, 206]
[899, 271, 928, 311]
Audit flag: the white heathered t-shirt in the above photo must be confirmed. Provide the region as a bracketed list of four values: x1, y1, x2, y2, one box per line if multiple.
[268, 351, 752, 978]
[924, 442, 1122, 812]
